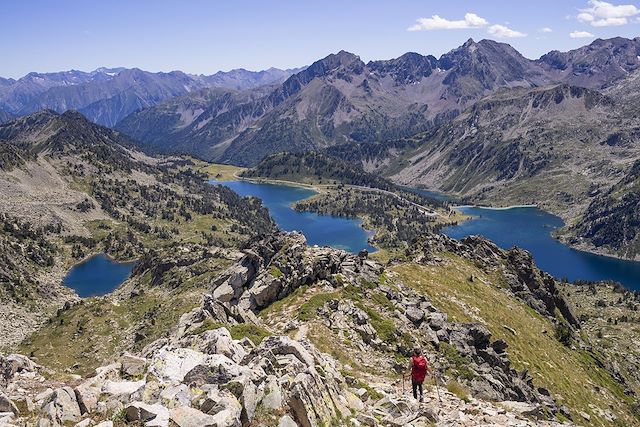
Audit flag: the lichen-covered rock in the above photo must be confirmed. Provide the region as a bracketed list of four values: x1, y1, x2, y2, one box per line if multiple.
[125, 402, 170, 426]
[170, 406, 236, 427]
[119, 353, 148, 377]
[39, 386, 83, 425]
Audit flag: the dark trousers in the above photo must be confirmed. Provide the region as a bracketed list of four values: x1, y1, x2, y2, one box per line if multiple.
[412, 380, 423, 399]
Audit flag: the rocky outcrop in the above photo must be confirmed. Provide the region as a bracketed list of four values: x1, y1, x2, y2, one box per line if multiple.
[315, 279, 559, 413]
[210, 232, 382, 313]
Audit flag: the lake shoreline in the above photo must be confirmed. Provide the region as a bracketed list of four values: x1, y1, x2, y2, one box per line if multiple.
[557, 237, 640, 264]
[213, 177, 640, 286]
[211, 179, 376, 254]
[447, 205, 640, 290]
[409, 186, 639, 264]
[453, 204, 538, 210]
[64, 253, 138, 298]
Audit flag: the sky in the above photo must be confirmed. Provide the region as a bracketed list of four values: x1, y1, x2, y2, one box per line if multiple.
[2, 0, 640, 79]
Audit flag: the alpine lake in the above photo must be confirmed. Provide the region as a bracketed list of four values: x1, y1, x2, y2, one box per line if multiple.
[214, 180, 640, 291]
[63, 179, 640, 297]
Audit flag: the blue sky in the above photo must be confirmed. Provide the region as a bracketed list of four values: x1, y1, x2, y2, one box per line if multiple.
[2, 0, 640, 78]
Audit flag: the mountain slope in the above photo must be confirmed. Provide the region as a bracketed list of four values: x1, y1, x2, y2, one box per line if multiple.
[0, 108, 15, 124]
[565, 159, 640, 259]
[0, 110, 274, 346]
[6, 232, 638, 426]
[538, 36, 640, 89]
[116, 86, 274, 158]
[376, 84, 639, 216]
[201, 66, 305, 90]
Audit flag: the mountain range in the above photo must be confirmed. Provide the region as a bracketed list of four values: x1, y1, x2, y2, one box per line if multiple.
[116, 37, 640, 166]
[0, 66, 300, 127]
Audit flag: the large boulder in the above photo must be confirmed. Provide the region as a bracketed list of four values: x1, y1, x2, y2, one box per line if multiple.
[101, 380, 146, 398]
[75, 363, 121, 414]
[170, 406, 239, 427]
[0, 353, 39, 387]
[148, 348, 208, 383]
[261, 376, 283, 410]
[182, 354, 249, 387]
[159, 384, 192, 408]
[125, 402, 170, 427]
[245, 336, 348, 427]
[0, 392, 18, 414]
[197, 386, 242, 422]
[405, 307, 425, 325]
[39, 387, 83, 425]
[120, 353, 148, 377]
[187, 327, 247, 363]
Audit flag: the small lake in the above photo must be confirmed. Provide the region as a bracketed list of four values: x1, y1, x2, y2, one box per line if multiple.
[210, 180, 376, 253]
[64, 253, 136, 298]
[443, 206, 640, 290]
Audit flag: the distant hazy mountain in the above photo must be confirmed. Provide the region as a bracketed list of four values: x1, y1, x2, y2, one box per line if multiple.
[200, 67, 304, 90]
[0, 67, 299, 127]
[120, 85, 277, 159]
[118, 37, 640, 166]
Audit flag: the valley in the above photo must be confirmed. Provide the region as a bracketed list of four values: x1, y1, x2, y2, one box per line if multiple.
[1, 31, 640, 427]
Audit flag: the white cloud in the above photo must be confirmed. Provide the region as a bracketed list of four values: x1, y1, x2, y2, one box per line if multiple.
[577, 0, 640, 27]
[539, 27, 553, 33]
[487, 24, 527, 38]
[407, 12, 488, 31]
[570, 30, 596, 37]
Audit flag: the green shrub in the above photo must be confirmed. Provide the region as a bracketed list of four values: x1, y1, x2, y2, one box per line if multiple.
[355, 380, 384, 400]
[555, 322, 574, 346]
[188, 318, 224, 336]
[446, 380, 470, 402]
[440, 342, 475, 380]
[298, 292, 338, 321]
[229, 323, 271, 345]
[269, 265, 284, 278]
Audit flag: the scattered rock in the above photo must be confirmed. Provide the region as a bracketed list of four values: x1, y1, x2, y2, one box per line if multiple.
[0, 392, 18, 414]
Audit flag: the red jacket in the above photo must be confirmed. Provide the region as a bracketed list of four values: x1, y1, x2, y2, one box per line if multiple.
[411, 355, 428, 382]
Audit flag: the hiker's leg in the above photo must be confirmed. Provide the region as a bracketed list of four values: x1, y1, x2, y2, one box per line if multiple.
[412, 381, 418, 399]
[418, 381, 424, 401]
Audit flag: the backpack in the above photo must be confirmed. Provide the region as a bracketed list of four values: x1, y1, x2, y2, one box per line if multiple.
[411, 355, 428, 382]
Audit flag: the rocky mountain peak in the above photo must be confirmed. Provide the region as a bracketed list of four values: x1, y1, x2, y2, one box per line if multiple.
[462, 37, 476, 48]
[266, 50, 364, 106]
[436, 37, 546, 100]
[308, 50, 364, 76]
[0, 109, 131, 159]
[368, 52, 438, 84]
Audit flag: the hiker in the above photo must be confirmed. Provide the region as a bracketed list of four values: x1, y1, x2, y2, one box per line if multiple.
[407, 348, 430, 402]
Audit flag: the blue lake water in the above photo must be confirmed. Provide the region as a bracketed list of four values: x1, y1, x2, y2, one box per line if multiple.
[210, 180, 376, 254]
[64, 253, 136, 297]
[213, 180, 640, 290]
[443, 207, 640, 290]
